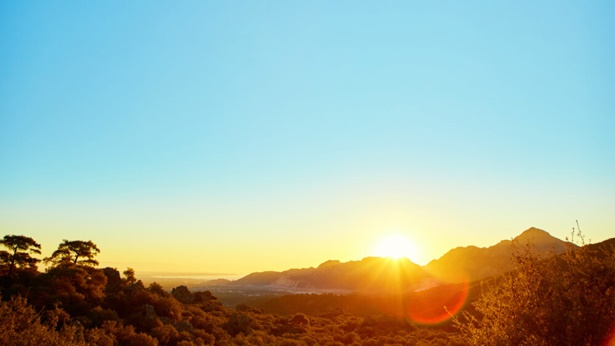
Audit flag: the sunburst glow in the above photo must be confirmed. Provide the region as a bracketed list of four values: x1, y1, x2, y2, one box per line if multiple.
[373, 233, 419, 262]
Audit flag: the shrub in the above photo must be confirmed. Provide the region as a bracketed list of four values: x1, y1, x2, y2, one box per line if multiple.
[456, 230, 615, 345]
[0, 295, 87, 346]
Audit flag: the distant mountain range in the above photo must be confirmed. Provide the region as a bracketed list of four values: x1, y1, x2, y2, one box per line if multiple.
[218, 227, 603, 294]
[231, 256, 427, 293]
[424, 227, 572, 283]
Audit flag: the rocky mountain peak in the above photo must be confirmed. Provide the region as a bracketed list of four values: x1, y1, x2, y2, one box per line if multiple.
[514, 227, 555, 243]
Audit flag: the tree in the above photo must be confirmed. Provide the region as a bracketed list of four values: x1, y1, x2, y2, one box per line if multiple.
[123, 268, 137, 285]
[45, 240, 100, 267]
[0, 235, 42, 277]
[31, 264, 108, 318]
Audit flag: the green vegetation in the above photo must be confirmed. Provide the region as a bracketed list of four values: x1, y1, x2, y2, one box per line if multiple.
[0, 231, 613, 345]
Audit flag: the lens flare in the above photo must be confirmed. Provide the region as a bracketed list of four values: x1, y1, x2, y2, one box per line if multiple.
[603, 323, 615, 346]
[404, 276, 470, 324]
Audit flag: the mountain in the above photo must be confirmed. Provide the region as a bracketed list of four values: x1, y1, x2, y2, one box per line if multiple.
[231, 256, 428, 294]
[424, 227, 574, 282]
[221, 227, 579, 293]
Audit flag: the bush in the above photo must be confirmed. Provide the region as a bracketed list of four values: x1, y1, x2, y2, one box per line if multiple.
[0, 295, 87, 346]
[456, 231, 615, 345]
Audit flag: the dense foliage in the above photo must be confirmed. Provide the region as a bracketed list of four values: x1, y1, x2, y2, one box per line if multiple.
[0, 236, 465, 345]
[0, 233, 613, 345]
[454, 232, 615, 345]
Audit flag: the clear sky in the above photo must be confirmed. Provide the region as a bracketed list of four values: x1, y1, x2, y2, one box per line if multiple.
[1, 1, 613, 276]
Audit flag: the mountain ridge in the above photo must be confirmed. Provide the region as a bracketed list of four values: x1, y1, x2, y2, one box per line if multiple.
[222, 227, 588, 292]
[231, 256, 427, 293]
[424, 227, 573, 282]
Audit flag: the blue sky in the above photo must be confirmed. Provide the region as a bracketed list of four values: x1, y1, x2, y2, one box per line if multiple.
[1, 1, 613, 274]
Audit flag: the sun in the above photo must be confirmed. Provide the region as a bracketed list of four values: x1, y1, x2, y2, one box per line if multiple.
[373, 233, 419, 261]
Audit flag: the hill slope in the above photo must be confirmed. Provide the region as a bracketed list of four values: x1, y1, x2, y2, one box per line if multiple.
[424, 227, 573, 282]
[232, 256, 428, 294]
[227, 227, 577, 292]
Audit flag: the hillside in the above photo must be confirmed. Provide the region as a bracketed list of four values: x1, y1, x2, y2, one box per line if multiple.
[226, 227, 576, 292]
[424, 227, 574, 282]
[238, 236, 615, 319]
[1, 230, 612, 345]
[231, 256, 428, 294]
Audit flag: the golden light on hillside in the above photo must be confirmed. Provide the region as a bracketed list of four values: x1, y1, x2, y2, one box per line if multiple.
[373, 233, 420, 262]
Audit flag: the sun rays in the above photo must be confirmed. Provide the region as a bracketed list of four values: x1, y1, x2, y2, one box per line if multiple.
[373, 233, 420, 262]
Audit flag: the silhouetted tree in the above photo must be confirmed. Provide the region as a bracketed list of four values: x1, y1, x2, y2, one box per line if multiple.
[123, 268, 138, 285]
[31, 264, 108, 319]
[171, 285, 193, 303]
[147, 282, 167, 298]
[45, 240, 100, 267]
[0, 235, 42, 277]
[102, 267, 123, 294]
